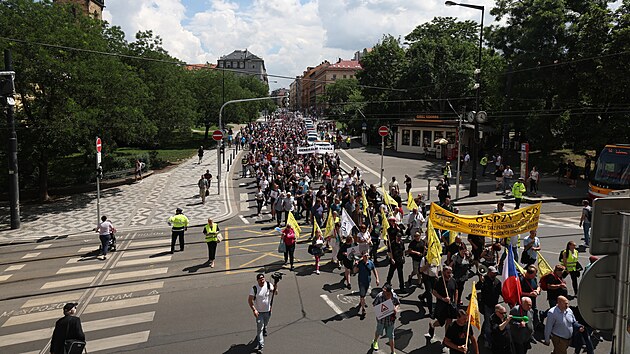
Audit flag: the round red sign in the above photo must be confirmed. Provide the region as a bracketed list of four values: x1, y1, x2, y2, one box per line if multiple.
[96, 137, 102, 152]
[212, 130, 224, 141]
[378, 126, 389, 137]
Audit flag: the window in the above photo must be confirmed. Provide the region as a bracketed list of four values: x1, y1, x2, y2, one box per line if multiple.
[412, 130, 421, 146]
[332, 74, 337, 80]
[402, 130, 410, 146]
[343, 75, 347, 79]
[218, 62, 224, 68]
[232, 61, 237, 68]
[225, 62, 231, 68]
[422, 131, 430, 148]
[252, 64, 256, 69]
[239, 62, 244, 68]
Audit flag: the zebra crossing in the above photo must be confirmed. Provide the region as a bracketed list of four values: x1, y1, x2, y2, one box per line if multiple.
[0, 236, 173, 353]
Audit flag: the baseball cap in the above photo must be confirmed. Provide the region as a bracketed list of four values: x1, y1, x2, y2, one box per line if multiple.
[488, 266, 499, 274]
[63, 303, 78, 312]
[256, 273, 265, 280]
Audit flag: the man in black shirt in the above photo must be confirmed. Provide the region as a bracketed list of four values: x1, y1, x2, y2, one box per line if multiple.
[478, 266, 502, 348]
[386, 233, 406, 292]
[544, 265, 568, 308]
[406, 231, 426, 287]
[490, 304, 512, 354]
[51, 303, 85, 354]
[443, 309, 480, 354]
[427, 266, 458, 343]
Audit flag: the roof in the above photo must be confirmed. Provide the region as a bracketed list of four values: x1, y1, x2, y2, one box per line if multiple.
[219, 49, 263, 61]
[328, 60, 362, 70]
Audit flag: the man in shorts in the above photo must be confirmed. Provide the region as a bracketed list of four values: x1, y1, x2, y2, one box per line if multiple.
[371, 284, 400, 354]
[354, 252, 380, 316]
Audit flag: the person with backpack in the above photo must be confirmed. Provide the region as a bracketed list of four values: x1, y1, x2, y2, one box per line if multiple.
[51, 303, 85, 354]
[579, 200, 592, 247]
[248, 273, 278, 354]
[561, 241, 582, 296]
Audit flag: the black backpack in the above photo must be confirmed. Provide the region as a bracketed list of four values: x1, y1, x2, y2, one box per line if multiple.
[252, 282, 271, 300]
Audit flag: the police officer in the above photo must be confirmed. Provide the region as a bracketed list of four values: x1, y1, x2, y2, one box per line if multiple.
[203, 218, 220, 267]
[512, 177, 527, 209]
[168, 208, 189, 254]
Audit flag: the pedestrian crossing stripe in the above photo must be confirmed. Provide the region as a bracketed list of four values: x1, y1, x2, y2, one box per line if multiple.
[83, 295, 160, 314]
[94, 282, 164, 297]
[105, 267, 168, 281]
[23, 292, 84, 308]
[121, 248, 170, 257]
[129, 239, 171, 247]
[0, 313, 154, 348]
[5, 264, 25, 271]
[41, 276, 95, 289]
[116, 256, 171, 267]
[0, 274, 12, 282]
[57, 264, 105, 274]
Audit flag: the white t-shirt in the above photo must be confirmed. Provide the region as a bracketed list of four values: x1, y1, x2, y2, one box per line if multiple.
[97, 220, 113, 236]
[250, 282, 275, 312]
[357, 231, 370, 243]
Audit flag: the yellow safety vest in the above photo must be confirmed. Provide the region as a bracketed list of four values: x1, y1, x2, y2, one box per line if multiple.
[480, 157, 488, 166]
[204, 223, 219, 242]
[169, 214, 189, 230]
[512, 182, 526, 198]
[564, 249, 578, 271]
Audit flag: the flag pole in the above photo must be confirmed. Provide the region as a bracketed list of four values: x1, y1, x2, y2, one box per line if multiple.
[464, 281, 475, 353]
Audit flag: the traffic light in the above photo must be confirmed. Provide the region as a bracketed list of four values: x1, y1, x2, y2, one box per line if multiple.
[0, 72, 15, 96]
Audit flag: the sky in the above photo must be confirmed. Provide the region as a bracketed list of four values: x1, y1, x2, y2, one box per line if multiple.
[102, 0, 619, 91]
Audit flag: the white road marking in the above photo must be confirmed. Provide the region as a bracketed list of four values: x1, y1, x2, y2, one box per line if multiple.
[240, 202, 250, 211]
[0, 274, 12, 282]
[130, 239, 170, 247]
[239, 215, 250, 224]
[240, 193, 249, 201]
[57, 264, 105, 274]
[116, 256, 171, 267]
[0, 327, 52, 347]
[82, 312, 155, 331]
[95, 281, 164, 297]
[105, 267, 168, 281]
[339, 149, 382, 184]
[22, 252, 40, 259]
[3, 308, 63, 327]
[23, 292, 83, 308]
[86, 331, 150, 352]
[78, 246, 98, 253]
[320, 294, 348, 319]
[121, 248, 170, 257]
[83, 295, 160, 314]
[34, 244, 52, 249]
[5, 264, 25, 271]
[41, 276, 95, 289]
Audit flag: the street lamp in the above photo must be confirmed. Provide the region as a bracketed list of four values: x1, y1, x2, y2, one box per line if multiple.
[445, 0, 484, 197]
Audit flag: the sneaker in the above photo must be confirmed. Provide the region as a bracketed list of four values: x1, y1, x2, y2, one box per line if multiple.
[427, 323, 435, 339]
[263, 329, 268, 337]
[316, 270, 320, 275]
[371, 340, 379, 350]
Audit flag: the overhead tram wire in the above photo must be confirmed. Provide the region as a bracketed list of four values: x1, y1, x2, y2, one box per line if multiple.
[0, 36, 406, 93]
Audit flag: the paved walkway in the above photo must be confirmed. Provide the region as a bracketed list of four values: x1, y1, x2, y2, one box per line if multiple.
[0, 147, 243, 244]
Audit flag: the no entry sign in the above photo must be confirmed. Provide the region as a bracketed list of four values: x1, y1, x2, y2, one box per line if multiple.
[212, 130, 224, 141]
[96, 137, 102, 152]
[378, 126, 389, 137]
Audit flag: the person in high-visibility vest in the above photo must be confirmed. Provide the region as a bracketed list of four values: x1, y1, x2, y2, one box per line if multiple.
[480, 155, 488, 176]
[168, 208, 189, 254]
[561, 241, 581, 296]
[512, 177, 527, 209]
[202, 218, 220, 267]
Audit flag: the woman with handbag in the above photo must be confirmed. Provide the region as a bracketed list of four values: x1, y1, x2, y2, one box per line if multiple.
[309, 228, 325, 275]
[202, 218, 221, 268]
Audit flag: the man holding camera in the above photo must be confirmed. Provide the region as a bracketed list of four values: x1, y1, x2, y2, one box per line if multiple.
[248, 273, 279, 354]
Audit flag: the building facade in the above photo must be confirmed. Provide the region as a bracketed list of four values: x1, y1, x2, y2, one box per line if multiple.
[54, 0, 104, 19]
[217, 50, 268, 83]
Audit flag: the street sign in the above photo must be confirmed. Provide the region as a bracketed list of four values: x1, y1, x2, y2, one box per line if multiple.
[96, 137, 102, 153]
[578, 255, 617, 330]
[378, 126, 389, 137]
[96, 152, 101, 165]
[590, 197, 630, 255]
[212, 130, 223, 141]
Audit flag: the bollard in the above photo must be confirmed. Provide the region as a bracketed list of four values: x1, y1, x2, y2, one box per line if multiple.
[227, 157, 230, 172]
[427, 179, 431, 202]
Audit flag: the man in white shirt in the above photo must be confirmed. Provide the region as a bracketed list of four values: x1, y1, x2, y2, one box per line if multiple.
[96, 216, 115, 260]
[502, 165, 514, 194]
[388, 176, 400, 194]
[248, 273, 278, 354]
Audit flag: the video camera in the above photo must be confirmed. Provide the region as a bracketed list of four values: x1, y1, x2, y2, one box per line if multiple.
[271, 272, 283, 283]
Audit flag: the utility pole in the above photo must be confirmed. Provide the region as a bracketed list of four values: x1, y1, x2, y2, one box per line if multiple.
[2, 49, 20, 229]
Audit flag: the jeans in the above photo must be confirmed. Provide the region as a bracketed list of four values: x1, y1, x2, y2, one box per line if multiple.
[582, 221, 591, 246]
[481, 304, 494, 345]
[255, 311, 271, 349]
[99, 234, 111, 256]
[503, 177, 512, 192]
[284, 244, 295, 267]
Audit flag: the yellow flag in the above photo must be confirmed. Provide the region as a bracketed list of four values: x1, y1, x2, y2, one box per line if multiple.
[381, 209, 390, 241]
[426, 218, 442, 266]
[362, 189, 369, 216]
[467, 281, 481, 330]
[407, 192, 418, 212]
[537, 251, 553, 277]
[313, 218, 322, 236]
[381, 185, 398, 208]
[448, 231, 457, 245]
[324, 210, 335, 238]
[286, 212, 302, 238]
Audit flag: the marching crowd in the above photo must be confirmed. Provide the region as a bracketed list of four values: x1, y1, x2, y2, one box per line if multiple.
[239, 113, 603, 354]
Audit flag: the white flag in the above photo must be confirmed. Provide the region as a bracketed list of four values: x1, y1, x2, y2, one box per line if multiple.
[340, 209, 357, 238]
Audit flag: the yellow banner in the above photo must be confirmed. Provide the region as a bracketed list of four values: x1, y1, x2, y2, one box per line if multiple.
[467, 281, 481, 330]
[429, 202, 541, 238]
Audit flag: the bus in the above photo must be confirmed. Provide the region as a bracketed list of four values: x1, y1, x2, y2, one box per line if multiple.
[589, 144, 630, 199]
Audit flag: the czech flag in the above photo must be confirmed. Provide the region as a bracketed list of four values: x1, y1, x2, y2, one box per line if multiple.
[501, 246, 522, 307]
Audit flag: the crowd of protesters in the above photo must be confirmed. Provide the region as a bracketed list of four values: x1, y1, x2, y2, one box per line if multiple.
[238, 113, 602, 354]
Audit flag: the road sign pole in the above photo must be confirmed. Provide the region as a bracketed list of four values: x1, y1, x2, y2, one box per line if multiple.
[613, 212, 630, 354]
[3, 50, 20, 229]
[96, 137, 101, 227]
[380, 135, 384, 188]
